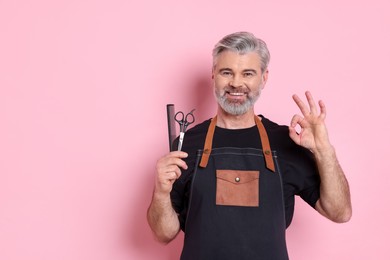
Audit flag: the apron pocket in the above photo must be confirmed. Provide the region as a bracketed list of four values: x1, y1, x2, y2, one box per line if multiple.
[216, 170, 259, 207]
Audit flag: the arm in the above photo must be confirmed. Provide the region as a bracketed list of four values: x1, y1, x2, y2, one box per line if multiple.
[288, 91, 352, 223]
[147, 151, 188, 243]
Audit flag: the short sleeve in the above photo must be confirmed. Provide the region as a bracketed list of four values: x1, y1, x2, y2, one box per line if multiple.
[170, 119, 210, 231]
[170, 164, 192, 231]
[282, 144, 320, 208]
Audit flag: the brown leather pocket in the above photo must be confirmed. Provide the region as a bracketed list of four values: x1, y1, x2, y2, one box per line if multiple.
[216, 170, 259, 207]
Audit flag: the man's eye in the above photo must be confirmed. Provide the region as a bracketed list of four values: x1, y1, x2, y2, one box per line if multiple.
[244, 72, 254, 77]
[221, 71, 232, 76]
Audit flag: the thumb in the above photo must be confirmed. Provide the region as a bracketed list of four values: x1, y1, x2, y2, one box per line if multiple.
[288, 126, 300, 145]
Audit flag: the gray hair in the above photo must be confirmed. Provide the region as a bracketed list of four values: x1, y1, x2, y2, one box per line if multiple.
[212, 32, 270, 73]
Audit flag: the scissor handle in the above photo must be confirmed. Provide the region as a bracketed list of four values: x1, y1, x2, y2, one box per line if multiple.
[174, 111, 185, 123]
[184, 109, 195, 125]
[175, 109, 195, 133]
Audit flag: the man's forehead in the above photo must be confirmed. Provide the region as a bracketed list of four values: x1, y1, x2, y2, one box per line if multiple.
[214, 50, 262, 70]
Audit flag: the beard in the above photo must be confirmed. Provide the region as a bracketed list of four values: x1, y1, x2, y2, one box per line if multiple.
[214, 86, 261, 116]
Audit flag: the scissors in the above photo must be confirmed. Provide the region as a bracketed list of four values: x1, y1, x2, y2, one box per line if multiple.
[174, 109, 195, 151]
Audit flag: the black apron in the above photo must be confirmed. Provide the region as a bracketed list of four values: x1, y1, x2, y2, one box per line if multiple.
[180, 116, 289, 260]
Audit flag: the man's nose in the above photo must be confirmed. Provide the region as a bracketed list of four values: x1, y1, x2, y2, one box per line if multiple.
[229, 75, 243, 88]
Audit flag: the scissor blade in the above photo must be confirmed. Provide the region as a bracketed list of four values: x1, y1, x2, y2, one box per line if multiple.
[177, 132, 185, 151]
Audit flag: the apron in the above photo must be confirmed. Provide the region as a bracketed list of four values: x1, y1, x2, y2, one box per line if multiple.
[180, 116, 288, 260]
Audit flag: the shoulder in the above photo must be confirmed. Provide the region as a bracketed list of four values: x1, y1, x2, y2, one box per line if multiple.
[260, 115, 292, 149]
[179, 118, 211, 153]
[260, 115, 314, 161]
[185, 118, 212, 136]
[184, 118, 211, 144]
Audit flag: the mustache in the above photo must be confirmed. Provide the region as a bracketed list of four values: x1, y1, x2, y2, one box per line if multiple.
[223, 86, 249, 93]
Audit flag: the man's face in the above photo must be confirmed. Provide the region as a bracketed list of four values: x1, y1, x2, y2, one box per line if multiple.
[212, 50, 268, 116]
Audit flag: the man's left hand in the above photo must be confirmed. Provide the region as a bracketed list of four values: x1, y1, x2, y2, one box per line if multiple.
[289, 91, 332, 153]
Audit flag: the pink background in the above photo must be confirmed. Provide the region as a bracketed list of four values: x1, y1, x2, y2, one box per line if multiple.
[1, 0, 389, 259]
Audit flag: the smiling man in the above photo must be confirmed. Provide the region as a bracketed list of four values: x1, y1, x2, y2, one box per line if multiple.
[213, 50, 267, 126]
[147, 32, 352, 260]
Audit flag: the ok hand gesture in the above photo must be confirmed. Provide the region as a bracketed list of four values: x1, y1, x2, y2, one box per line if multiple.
[289, 91, 332, 153]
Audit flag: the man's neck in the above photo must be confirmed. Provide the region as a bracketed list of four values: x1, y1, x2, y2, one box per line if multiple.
[216, 108, 258, 129]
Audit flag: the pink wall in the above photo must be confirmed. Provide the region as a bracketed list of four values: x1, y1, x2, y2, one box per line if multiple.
[1, 0, 389, 259]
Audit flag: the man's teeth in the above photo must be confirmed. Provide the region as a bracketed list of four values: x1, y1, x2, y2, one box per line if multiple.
[229, 92, 245, 96]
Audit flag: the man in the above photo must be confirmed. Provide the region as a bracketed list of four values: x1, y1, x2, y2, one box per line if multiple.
[147, 32, 352, 259]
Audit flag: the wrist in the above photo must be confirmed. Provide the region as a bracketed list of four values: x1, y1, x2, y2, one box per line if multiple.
[312, 144, 336, 160]
[153, 189, 172, 202]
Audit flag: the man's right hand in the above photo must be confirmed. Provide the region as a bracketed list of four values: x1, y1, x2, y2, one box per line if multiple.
[155, 151, 188, 195]
[148, 151, 188, 243]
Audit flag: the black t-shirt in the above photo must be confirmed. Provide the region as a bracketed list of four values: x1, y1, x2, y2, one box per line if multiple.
[171, 115, 320, 229]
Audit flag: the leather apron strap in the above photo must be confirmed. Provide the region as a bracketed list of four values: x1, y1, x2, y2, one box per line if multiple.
[198, 117, 217, 168]
[199, 116, 275, 172]
[254, 116, 275, 172]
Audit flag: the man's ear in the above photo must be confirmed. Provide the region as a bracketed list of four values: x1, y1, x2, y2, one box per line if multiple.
[261, 70, 269, 89]
[211, 67, 215, 79]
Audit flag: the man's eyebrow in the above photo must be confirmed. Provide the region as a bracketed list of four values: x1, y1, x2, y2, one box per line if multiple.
[243, 69, 258, 74]
[218, 68, 258, 74]
[218, 68, 233, 72]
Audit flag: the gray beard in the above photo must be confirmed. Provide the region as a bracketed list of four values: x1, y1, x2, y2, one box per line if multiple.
[215, 88, 260, 115]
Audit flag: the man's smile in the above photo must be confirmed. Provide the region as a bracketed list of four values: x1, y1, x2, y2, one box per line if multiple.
[225, 90, 248, 101]
[227, 92, 246, 96]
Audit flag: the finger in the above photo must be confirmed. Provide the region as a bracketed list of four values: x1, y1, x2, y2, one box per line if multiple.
[170, 151, 188, 169]
[169, 157, 188, 170]
[292, 94, 310, 116]
[158, 152, 188, 169]
[290, 114, 308, 129]
[305, 91, 318, 115]
[163, 165, 181, 175]
[289, 115, 303, 145]
[168, 151, 189, 159]
[290, 114, 301, 128]
[165, 168, 182, 180]
[318, 99, 327, 120]
[288, 126, 300, 145]
[157, 165, 182, 182]
[158, 157, 188, 171]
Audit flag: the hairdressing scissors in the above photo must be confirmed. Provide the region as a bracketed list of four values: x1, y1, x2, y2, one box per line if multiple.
[174, 109, 195, 151]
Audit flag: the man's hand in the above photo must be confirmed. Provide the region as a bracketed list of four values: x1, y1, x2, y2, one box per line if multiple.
[147, 151, 188, 244]
[289, 91, 331, 152]
[289, 91, 352, 223]
[155, 151, 188, 195]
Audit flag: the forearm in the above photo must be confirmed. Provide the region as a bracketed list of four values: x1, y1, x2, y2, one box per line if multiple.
[147, 191, 181, 243]
[313, 145, 352, 223]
